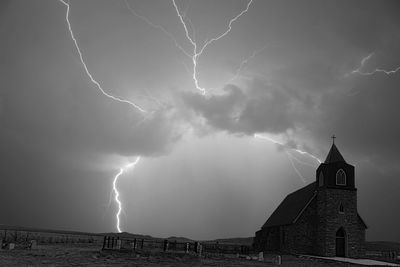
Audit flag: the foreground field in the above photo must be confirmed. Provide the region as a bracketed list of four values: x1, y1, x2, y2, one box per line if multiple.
[0, 243, 374, 266]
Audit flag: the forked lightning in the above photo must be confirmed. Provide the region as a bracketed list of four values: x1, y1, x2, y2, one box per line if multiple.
[172, 0, 254, 95]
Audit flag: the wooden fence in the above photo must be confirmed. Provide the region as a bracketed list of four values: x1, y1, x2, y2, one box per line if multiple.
[102, 235, 252, 256]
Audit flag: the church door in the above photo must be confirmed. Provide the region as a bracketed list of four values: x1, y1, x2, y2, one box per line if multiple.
[336, 228, 346, 257]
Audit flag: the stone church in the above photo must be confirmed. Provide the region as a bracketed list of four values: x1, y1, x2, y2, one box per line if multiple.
[253, 140, 367, 258]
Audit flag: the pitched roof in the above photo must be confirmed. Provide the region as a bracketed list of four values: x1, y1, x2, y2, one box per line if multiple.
[262, 182, 368, 229]
[324, 143, 346, 163]
[262, 182, 317, 228]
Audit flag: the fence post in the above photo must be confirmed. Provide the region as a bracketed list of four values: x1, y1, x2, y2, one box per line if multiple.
[185, 242, 189, 253]
[133, 238, 137, 251]
[163, 239, 169, 252]
[102, 236, 106, 249]
[116, 238, 121, 250]
[141, 239, 144, 249]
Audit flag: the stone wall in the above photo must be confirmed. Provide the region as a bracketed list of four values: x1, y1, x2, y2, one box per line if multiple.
[253, 226, 280, 251]
[316, 188, 366, 258]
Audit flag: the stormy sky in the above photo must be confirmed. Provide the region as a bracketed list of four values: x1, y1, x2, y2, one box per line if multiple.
[1, 0, 400, 241]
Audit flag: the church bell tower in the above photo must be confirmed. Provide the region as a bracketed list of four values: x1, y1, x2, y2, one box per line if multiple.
[314, 136, 365, 258]
[316, 136, 355, 190]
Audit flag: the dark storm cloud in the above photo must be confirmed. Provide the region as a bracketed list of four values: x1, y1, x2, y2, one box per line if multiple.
[311, 73, 400, 168]
[0, 69, 181, 165]
[182, 80, 298, 135]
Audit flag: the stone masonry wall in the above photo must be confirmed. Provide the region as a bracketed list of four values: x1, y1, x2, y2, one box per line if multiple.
[253, 226, 280, 252]
[316, 188, 365, 258]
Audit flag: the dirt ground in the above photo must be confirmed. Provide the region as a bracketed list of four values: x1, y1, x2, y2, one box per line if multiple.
[0, 243, 369, 266]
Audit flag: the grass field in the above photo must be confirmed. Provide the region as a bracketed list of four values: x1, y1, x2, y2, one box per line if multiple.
[0, 243, 378, 266]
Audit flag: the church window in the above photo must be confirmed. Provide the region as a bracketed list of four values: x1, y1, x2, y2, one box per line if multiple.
[318, 172, 324, 186]
[336, 169, 346, 185]
[339, 203, 344, 213]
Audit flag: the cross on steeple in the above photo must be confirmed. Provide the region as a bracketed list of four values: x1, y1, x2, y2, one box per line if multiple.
[331, 135, 336, 144]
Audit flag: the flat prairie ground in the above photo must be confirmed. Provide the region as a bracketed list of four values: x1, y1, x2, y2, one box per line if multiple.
[0, 243, 368, 266]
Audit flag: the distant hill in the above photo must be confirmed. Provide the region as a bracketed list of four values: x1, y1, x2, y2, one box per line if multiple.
[0, 225, 252, 246]
[0, 224, 103, 237]
[102, 232, 157, 240]
[366, 241, 400, 252]
[204, 237, 254, 246]
[167, 236, 194, 242]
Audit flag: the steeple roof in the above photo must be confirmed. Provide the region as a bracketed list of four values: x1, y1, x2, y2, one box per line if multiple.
[324, 143, 346, 163]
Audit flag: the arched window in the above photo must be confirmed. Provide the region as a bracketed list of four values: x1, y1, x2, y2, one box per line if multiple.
[318, 172, 324, 186]
[339, 203, 344, 213]
[336, 169, 346, 185]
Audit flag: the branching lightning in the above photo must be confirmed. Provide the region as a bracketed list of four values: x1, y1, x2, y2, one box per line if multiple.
[172, 0, 254, 95]
[124, 0, 192, 58]
[254, 134, 322, 183]
[113, 157, 141, 233]
[286, 151, 316, 168]
[254, 134, 322, 164]
[228, 45, 266, 84]
[351, 52, 400, 76]
[59, 0, 147, 113]
[285, 151, 307, 184]
[126, 0, 259, 93]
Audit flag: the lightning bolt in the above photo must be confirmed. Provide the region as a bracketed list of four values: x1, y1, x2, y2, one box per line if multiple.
[124, 0, 192, 58]
[59, 0, 147, 113]
[254, 134, 322, 183]
[228, 45, 267, 84]
[351, 52, 400, 76]
[113, 157, 141, 233]
[285, 151, 307, 184]
[172, 0, 254, 95]
[286, 151, 316, 168]
[254, 134, 322, 164]
[126, 0, 260, 94]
